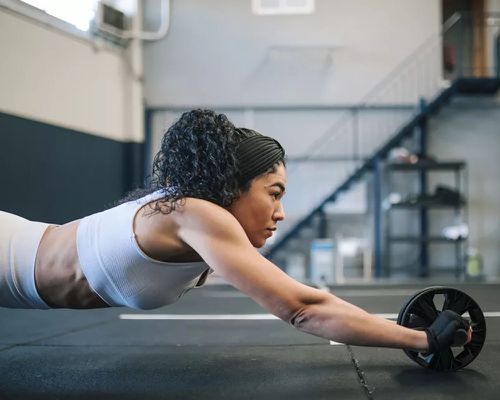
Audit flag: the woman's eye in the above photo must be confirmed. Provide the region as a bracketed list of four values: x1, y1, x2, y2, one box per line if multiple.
[272, 192, 281, 199]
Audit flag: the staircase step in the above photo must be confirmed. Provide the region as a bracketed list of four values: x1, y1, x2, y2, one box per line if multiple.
[455, 77, 500, 95]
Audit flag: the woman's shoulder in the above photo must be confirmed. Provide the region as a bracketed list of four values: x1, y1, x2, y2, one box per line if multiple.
[172, 197, 240, 232]
[179, 197, 232, 218]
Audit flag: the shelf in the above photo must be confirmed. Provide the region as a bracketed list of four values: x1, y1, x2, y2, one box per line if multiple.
[381, 157, 468, 278]
[388, 236, 467, 243]
[388, 160, 466, 171]
[389, 265, 465, 272]
[389, 200, 465, 209]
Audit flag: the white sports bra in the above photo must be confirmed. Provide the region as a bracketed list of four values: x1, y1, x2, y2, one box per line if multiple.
[76, 190, 211, 309]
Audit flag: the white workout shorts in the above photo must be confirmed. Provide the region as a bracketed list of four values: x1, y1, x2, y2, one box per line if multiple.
[0, 211, 51, 309]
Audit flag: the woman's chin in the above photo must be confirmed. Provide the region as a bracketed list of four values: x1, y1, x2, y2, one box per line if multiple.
[250, 238, 266, 248]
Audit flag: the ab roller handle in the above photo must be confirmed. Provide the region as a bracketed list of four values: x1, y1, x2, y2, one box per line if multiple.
[452, 328, 469, 347]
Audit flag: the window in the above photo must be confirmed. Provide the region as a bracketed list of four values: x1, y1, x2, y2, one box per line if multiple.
[252, 0, 315, 15]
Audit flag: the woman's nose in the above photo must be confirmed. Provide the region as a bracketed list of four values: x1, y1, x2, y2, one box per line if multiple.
[273, 203, 285, 221]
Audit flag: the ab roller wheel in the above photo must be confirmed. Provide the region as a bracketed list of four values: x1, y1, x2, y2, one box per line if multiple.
[397, 286, 486, 371]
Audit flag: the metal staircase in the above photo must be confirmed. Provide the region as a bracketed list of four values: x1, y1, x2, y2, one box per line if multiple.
[266, 12, 500, 277]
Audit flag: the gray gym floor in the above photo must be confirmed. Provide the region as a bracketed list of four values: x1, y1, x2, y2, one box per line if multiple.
[0, 282, 499, 399]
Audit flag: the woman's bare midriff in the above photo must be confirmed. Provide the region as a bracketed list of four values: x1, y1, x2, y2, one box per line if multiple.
[34, 202, 204, 309]
[34, 221, 109, 309]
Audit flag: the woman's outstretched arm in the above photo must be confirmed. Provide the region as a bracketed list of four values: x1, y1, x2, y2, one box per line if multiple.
[174, 198, 429, 352]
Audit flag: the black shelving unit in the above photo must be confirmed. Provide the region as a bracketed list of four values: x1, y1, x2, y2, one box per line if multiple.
[383, 160, 467, 278]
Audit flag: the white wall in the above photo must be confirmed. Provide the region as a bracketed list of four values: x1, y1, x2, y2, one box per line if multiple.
[487, 0, 500, 13]
[0, 7, 144, 142]
[143, 0, 441, 107]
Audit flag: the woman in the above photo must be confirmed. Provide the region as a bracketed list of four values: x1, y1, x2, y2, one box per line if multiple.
[0, 109, 470, 355]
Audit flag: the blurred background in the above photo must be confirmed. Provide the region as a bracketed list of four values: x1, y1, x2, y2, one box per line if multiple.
[1, 0, 499, 286]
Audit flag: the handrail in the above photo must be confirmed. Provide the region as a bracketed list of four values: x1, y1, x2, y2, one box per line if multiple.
[443, 12, 462, 32]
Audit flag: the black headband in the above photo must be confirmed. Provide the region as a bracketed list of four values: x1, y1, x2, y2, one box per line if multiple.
[236, 133, 285, 185]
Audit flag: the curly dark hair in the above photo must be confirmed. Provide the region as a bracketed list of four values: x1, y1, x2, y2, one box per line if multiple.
[121, 109, 285, 214]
